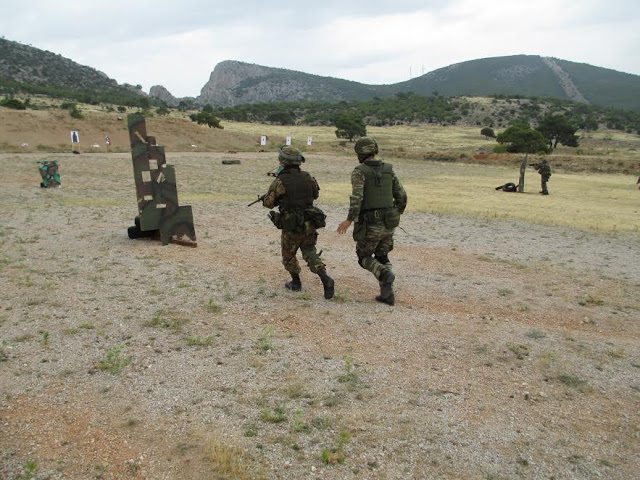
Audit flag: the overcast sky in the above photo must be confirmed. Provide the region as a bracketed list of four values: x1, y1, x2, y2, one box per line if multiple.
[2, 0, 639, 98]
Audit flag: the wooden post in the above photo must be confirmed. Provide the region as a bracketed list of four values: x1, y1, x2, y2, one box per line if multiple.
[518, 154, 528, 192]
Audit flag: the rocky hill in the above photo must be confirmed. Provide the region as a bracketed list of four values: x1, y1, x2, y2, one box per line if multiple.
[3, 37, 640, 112]
[196, 60, 384, 107]
[0, 38, 147, 105]
[196, 56, 640, 112]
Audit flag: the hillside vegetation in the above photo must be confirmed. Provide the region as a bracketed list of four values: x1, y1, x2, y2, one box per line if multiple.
[0, 38, 151, 107]
[2, 99, 640, 177]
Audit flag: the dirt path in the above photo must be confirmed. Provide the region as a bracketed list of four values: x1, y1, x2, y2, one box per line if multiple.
[1, 154, 639, 479]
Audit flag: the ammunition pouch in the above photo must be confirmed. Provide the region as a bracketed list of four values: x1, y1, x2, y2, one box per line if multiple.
[384, 207, 401, 229]
[362, 207, 400, 229]
[280, 209, 305, 233]
[269, 211, 283, 229]
[304, 206, 326, 229]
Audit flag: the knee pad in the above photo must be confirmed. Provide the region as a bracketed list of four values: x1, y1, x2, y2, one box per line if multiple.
[375, 254, 390, 265]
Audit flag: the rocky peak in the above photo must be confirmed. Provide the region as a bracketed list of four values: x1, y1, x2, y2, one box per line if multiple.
[149, 85, 179, 106]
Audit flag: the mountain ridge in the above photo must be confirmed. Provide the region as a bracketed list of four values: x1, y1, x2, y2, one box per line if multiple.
[2, 38, 640, 112]
[192, 55, 640, 112]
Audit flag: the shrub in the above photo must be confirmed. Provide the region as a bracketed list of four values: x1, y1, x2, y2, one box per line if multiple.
[1, 97, 26, 110]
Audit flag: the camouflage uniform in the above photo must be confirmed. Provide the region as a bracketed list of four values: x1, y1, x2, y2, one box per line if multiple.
[263, 146, 334, 299]
[535, 159, 551, 195]
[340, 137, 407, 305]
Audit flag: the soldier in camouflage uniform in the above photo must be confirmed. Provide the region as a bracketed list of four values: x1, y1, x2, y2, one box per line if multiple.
[337, 137, 408, 306]
[534, 159, 552, 195]
[263, 146, 335, 299]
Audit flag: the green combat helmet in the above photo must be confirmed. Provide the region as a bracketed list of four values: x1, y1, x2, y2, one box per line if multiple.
[278, 146, 305, 167]
[354, 137, 378, 161]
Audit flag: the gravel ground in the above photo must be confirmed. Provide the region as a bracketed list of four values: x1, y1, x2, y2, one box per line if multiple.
[1, 154, 639, 479]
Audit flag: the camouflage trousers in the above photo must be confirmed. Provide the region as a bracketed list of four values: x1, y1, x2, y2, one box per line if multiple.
[540, 175, 550, 194]
[281, 229, 325, 275]
[353, 220, 394, 282]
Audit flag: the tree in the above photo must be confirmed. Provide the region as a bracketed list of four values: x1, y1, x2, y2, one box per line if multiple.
[155, 106, 170, 116]
[69, 105, 83, 119]
[496, 123, 550, 154]
[480, 127, 495, 139]
[266, 110, 295, 125]
[334, 111, 366, 141]
[189, 112, 223, 129]
[177, 100, 194, 112]
[117, 105, 127, 113]
[536, 114, 579, 148]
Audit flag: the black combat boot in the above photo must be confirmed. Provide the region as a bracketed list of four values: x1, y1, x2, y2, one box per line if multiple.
[375, 293, 395, 306]
[375, 268, 395, 305]
[317, 269, 334, 299]
[285, 273, 302, 291]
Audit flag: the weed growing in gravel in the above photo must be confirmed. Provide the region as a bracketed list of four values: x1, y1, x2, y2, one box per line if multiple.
[579, 294, 605, 306]
[0, 341, 7, 362]
[332, 286, 351, 303]
[296, 291, 312, 301]
[260, 406, 287, 423]
[538, 351, 557, 370]
[244, 423, 258, 437]
[144, 309, 190, 332]
[498, 288, 514, 297]
[507, 343, 530, 360]
[206, 298, 222, 313]
[39, 330, 50, 349]
[321, 431, 350, 465]
[202, 431, 250, 478]
[175, 442, 196, 456]
[284, 378, 308, 399]
[126, 460, 141, 475]
[557, 373, 587, 387]
[256, 325, 274, 354]
[338, 356, 360, 389]
[312, 416, 327, 429]
[14, 333, 33, 343]
[96, 345, 130, 374]
[525, 330, 547, 340]
[605, 347, 625, 359]
[19, 459, 37, 479]
[290, 410, 313, 433]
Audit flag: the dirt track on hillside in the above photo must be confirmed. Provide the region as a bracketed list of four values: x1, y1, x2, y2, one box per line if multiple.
[1, 153, 639, 479]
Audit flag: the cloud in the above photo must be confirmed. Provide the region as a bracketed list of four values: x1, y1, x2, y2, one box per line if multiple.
[2, 0, 639, 97]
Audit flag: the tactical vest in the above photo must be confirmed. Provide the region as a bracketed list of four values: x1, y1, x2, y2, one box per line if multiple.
[278, 168, 315, 211]
[357, 161, 394, 210]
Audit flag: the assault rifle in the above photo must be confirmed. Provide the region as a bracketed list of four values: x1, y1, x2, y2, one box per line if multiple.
[247, 194, 266, 207]
[529, 163, 541, 169]
[248, 166, 280, 206]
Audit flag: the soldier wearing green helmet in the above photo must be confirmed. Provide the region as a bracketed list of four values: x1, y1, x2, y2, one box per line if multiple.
[337, 137, 408, 305]
[262, 146, 335, 299]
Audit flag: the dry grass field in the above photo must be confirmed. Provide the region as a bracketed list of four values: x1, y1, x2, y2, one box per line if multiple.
[1, 108, 640, 479]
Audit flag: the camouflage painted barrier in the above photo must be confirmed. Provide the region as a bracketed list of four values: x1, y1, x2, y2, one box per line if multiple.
[127, 113, 197, 247]
[38, 160, 61, 188]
